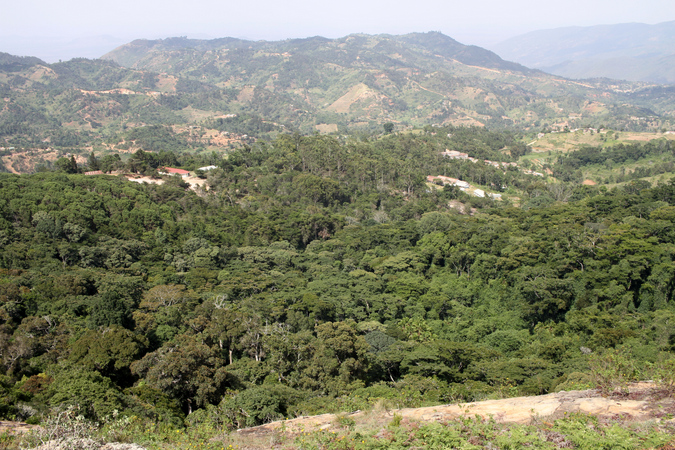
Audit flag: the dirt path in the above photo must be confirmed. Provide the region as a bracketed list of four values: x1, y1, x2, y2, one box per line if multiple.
[410, 80, 446, 98]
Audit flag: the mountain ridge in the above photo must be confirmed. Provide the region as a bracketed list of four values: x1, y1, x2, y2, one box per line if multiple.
[96, 31, 674, 132]
[102, 32, 533, 75]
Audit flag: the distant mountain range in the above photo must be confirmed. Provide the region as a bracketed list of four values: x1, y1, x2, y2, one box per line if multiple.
[99, 32, 675, 131]
[490, 21, 675, 84]
[1, 31, 675, 158]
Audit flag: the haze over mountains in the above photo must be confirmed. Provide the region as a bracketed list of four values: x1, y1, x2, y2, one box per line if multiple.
[491, 20, 675, 84]
[0, 35, 128, 64]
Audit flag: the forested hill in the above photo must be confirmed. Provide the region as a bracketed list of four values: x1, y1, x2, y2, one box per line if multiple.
[0, 53, 46, 71]
[0, 132, 674, 431]
[3, 32, 675, 162]
[98, 32, 674, 132]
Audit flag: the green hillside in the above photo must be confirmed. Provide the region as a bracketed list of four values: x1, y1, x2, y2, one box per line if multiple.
[1, 131, 675, 449]
[101, 32, 675, 132]
[3, 27, 675, 450]
[2, 32, 675, 176]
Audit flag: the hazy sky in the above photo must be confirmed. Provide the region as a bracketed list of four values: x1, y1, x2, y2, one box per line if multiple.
[3, 0, 675, 62]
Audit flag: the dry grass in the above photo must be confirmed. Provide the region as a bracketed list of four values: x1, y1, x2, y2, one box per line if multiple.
[315, 123, 338, 133]
[327, 83, 376, 113]
[530, 131, 675, 154]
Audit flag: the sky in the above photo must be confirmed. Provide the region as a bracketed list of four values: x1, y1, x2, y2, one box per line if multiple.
[2, 0, 675, 62]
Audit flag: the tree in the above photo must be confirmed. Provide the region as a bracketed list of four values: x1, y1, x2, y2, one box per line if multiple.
[220, 384, 302, 428]
[202, 306, 249, 365]
[131, 335, 229, 413]
[383, 122, 394, 134]
[141, 284, 193, 310]
[87, 152, 100, 171]
[89, 291, 134, 329]
[305, 321, 370, 394]
[54, 157, 77, 174]
[70, 156, 78, 173]
[68, 326, 147, 386]
[47, 367, 124, 421]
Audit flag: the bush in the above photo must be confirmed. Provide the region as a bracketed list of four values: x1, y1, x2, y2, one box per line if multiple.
[220, 384, 303, 428]
[46, 368, 125, 421]
[588, 348, 640, 394]
[19, 406, 100, 449]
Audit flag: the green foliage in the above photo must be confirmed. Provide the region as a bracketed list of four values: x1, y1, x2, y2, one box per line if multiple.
[588, 347, 641, 394]
[68, 326, 147, 385]
[131, 334, 229, 413]
[54, 156, 78, 174]
[0, 375, 28, 419]
[220, 384, 303, 428]
[88, 291, 135, 329]
[0, 129, 675, 434]
[47, 367, 125, 421]
[5, 33, 675, 449]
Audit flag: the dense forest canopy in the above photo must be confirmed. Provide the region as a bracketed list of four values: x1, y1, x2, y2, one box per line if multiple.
[0, 130, 674, 433]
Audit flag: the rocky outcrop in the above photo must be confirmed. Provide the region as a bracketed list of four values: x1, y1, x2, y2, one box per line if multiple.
[239, 382, 675, 437]
[33, 440, 146, 450]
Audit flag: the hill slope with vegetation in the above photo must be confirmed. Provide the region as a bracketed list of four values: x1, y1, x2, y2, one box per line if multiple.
[101, 32, 675, 132]
[1, 30, 675, 449]
[0, 132, 674, 445]
[2, 31, 675, 174]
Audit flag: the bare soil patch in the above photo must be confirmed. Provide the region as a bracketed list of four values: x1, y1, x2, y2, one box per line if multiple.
[622, 132, 675, 142]
[124, 175, 164, 185]
[237, 86, 256, 102]
[1, 149, 86, 174]
[0, 420, 38, 434]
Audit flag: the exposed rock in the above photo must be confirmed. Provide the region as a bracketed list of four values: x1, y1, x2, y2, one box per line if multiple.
[239, 382, 675, 437]
[33, 439, 100, 450]
[32, 439, 146, 450]
[100, 444, 147, 450]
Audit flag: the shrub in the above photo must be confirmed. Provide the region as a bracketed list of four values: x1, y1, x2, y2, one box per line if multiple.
[588, 348, 640, 394]
[220, 384, 303, 429]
